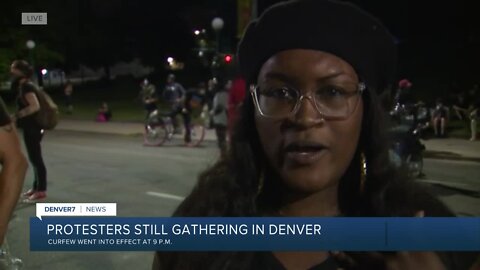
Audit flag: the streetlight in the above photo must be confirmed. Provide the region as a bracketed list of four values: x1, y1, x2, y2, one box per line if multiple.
[211, 17, 224, 53]
[26, 40, 35, 66]
[26, 40, 36, 50]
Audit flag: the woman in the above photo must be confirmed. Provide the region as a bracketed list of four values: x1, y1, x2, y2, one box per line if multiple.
[153, 0, 479, 269]
[10, 60, 47, 202]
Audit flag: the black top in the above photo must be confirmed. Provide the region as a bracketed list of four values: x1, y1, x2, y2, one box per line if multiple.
[163, 82, 186, 105]
[0, 96, 11, 126]
[16, 81, 39, 129]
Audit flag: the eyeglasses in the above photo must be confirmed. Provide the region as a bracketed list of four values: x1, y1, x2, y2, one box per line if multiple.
[250, 82, 366, 120]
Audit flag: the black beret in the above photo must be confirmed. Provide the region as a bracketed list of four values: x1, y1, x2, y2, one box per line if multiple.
[238, 0, 397, 93]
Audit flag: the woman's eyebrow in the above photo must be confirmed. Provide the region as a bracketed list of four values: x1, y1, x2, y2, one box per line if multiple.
[264, 72, 297, 84]
[316, 72, 345, 82]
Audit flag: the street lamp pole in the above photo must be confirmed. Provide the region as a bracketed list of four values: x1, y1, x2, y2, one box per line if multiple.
[211, 18, 224, 78]
[25, 40, 40, 85]
[211, 17, 224, 54]
[26, 40, 35, 66]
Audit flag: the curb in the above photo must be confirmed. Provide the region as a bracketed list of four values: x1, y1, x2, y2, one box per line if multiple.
[419, 179, 480, 198]
[53, 128, 218, 141]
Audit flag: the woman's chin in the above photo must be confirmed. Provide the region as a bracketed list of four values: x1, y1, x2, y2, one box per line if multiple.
[281, 169, 335, 194]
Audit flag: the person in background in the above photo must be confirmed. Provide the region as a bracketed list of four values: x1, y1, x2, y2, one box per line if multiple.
[206, 78, 218, 129]
[227, 74, 246, 138]
[140, 78, 157, 124]
[194, 82, 210, 122]
[452, 85, 479, 140]
[466, 85, 479, 141]
[210, 80, 230, 159]
[194, 82, 207, 107]
[452, 92, 469, 121]
[432, 98, 449, 138]
[96, 102, 112, 122]
[10, 60, 47, 202]
[470, 107, 478, 141]
[394, 79, 413, 106]
[0, 96, 27, 245]
[64, 80, 74, 114]
[153, 0, 479, 269]
[163, 74, 191, 143]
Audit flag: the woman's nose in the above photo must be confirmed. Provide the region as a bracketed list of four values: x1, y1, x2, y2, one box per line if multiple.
[291, 95, 324, 127]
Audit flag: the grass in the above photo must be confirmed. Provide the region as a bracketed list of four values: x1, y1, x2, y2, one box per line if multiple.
[59, 99, 146, 122]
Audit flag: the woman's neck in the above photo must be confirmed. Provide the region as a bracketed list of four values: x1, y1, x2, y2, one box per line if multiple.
[278, 184, 340, 217]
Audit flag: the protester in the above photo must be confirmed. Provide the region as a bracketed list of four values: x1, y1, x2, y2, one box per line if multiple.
[191, 82, 207, 110]
[452, 92, 469, 121]
[227, 74, 246, 138]
[10, 60, 48, 202]
[394, 79, 413, 105]
[206, 78, 218, 129]
[64, 80, 74, 114]
[96, 102, 112, 122]
[153, 1, 479, 269]
[466, 85, 479, 141]
[470, 108, 478, 141]
[140, 78, 158, 124]
[451, 85, 479, 140]
[163, 74, 190, 143]
[432, 98, 449, 138]
[0, 96, 27, 245]
[210, 80, 230, 159]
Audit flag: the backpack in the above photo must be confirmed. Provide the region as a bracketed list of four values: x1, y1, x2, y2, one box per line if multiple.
[26, 83, 59, 130]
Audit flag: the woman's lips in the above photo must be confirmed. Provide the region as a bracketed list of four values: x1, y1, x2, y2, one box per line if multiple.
[283, 142, 327, 165]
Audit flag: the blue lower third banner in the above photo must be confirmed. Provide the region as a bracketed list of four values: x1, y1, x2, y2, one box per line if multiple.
[30, 217, 480, 251]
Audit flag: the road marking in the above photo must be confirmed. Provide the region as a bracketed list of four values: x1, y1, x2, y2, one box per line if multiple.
[146, 191, 184, 201]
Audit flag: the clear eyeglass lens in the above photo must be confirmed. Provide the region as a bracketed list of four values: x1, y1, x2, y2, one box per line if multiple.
[256, 83, 362, 118]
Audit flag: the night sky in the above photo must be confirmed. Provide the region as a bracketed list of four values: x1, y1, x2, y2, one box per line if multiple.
[1, 0, 478, 94]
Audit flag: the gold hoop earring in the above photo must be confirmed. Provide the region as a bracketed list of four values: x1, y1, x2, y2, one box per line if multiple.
[360, 152, 367, 193]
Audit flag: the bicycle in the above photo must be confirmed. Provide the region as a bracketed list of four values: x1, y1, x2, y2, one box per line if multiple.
[143, 109, 206, 147]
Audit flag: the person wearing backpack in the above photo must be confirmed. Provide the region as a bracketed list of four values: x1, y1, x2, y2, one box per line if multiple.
[10, 60, 48, 202]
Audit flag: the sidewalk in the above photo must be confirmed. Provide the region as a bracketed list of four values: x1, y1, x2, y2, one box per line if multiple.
[56, 120, 480, 161]
[422, 138, 480, 162]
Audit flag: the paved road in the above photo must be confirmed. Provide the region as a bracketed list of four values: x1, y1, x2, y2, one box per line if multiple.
[6, 130, 479, 270]
[8, 131, 218, 270]
[420, 158, 480, 217]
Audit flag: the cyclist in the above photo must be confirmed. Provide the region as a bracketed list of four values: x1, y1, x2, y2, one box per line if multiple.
[163, 74, 191, 144]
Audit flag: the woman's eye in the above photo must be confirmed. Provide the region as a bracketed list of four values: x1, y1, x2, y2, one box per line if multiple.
[264, 87, 296, 99]
[317, 87, 348, 98]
